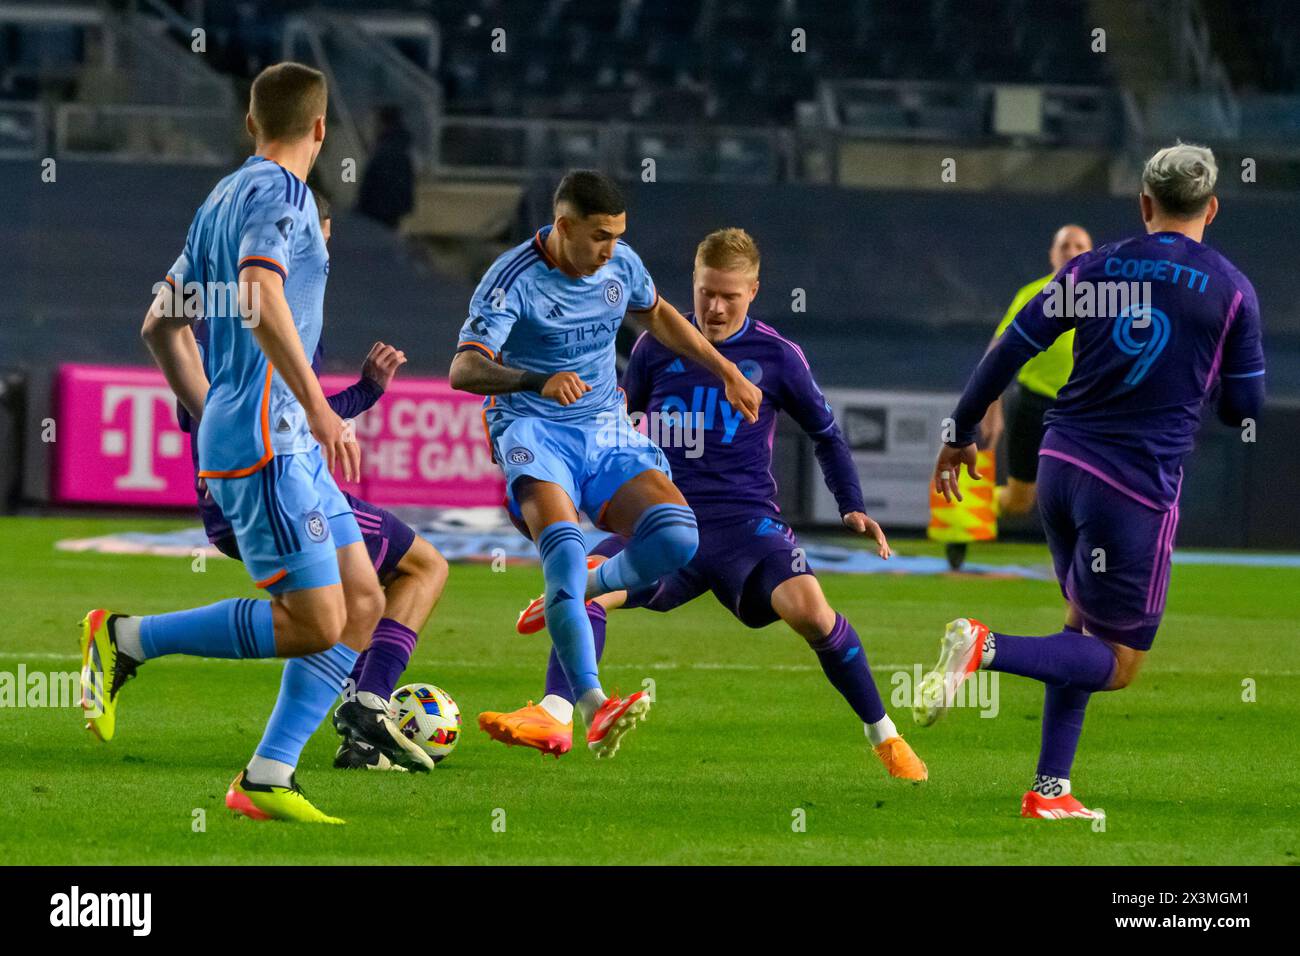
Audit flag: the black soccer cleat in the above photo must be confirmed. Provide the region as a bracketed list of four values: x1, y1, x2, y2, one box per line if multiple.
[332, 738, 408, 772]
[333, 699, 434, 772]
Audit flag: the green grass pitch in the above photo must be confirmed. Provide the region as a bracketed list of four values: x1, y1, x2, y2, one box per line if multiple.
[1, 515, 1296, 865]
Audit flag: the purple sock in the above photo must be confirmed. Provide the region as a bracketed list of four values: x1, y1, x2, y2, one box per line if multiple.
[809, 614, 885, 725]
[1038, 684, 1090, 779]
[349, 618, 418, 699]
[988, 630, 1116, 691]
[544, 604, 607, 703]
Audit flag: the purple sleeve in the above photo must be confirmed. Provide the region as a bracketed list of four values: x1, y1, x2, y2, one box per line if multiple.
[1216, 375, 1264, 426]
[950, 278, 1073, 446]
[779, 346, 866, 516]
[1221, 285, 1266, 379]
[327, 377, 385, 420]
[621, 332, 652, 413]
[1216, 286, 1265, 425]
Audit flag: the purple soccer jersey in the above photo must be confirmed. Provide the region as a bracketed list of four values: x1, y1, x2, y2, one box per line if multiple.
[623, 313, 864, 523]
[950, 229, 1265, 646]
[953, 231, 1265, 509]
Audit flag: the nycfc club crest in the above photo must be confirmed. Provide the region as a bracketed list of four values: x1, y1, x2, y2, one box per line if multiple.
[507, 446, 534, 465]
[603, 280, 623, 306]
[304, 510, 329, 543]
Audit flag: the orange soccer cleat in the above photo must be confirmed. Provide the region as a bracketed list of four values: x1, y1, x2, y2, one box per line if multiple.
[872, 735, 929, 782]
[1020, 790, 1103, 820]
[516, 556, 605, 634]
[477, 701, 573, 757]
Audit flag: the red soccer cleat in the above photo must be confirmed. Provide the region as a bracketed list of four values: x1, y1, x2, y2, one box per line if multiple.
[586, 691, 651, 759]
[1021, 790, 1104, 820]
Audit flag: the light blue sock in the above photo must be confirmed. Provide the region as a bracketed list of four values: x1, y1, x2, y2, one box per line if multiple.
[537, 522, 601, 697]
[254, 642, 359, 766]
[138, 598, 276, 660]
[594, 503, 698, 595]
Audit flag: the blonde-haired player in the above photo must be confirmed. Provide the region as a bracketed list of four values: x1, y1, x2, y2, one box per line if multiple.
[482, 228, 927, 781]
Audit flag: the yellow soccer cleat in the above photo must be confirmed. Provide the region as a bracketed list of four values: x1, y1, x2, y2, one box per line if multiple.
[478, 701, 573, 757]
[79, 608, 139, 742]
[872, 735, 929, 782]
[225, 771, 345, 824]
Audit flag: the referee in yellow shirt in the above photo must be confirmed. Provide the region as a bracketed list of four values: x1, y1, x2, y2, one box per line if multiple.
[980, 224, 1093, 516]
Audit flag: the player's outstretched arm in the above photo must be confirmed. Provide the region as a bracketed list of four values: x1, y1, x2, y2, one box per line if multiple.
[638, 297, 762, 423]
[141, 284, 208, 420]
[325, 341, 406, 420]
[240, 265, 358, 481]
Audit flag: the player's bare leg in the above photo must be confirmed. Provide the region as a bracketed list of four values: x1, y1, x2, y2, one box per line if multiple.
[997, 478, 1037, 517]
[771, 576, 927, 782]
[327, 542, 434, 772]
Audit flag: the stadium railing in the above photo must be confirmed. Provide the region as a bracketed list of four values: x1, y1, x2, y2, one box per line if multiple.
[283, 12, 442, 177]
[53, 104, 237, 165]
[432, 115, 794, 183]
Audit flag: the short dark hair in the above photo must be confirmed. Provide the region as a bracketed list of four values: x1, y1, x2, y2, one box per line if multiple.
[311, 188, 330, 224]
[250, 61, 327, 142]
[553, 170, 625, 219]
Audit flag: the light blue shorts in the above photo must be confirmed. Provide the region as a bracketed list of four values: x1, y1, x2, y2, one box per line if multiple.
[490, 414, 670, 529]
[205, 447, 362, 593]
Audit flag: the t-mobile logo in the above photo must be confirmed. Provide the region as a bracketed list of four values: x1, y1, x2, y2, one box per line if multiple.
[100, 385, 184, 490]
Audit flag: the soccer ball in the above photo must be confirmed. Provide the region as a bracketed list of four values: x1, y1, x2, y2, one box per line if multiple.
[390, 683, 462, 764]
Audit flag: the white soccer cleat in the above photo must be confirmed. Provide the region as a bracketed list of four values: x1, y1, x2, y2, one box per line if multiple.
[912, 617, 989, 727]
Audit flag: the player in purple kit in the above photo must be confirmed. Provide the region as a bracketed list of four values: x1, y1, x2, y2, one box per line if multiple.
[177, 192, 450, 772]
[917, 143, 1266, 818]
[483, 228, 928, 781]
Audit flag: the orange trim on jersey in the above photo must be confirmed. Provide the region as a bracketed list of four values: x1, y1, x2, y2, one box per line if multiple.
[534, 229, 581, 278]
[255, 568, 288, 589]
[163, 275, 176, 287]
[459, 340, 496, 360]
[533, 230, 558, 267]
[197, 364, 276, 478]
[626, 288, 660, 314]
[239, 255, 288, 278]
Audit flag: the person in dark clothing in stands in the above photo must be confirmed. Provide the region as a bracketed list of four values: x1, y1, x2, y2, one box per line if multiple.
[357, 105, 414, 229]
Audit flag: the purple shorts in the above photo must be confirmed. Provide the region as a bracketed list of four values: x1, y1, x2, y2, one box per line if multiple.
[1037, 455, 1177, 651]
[591, 512, 812, 628]
[213, 492, 417, 582]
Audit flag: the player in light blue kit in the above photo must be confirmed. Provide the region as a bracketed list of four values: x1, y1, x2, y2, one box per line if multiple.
[79, 63, 391, 823]
[451, 171, 762, 758]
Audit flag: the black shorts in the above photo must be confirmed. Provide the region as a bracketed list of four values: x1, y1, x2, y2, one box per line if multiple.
[1005, 384, 1056, 483]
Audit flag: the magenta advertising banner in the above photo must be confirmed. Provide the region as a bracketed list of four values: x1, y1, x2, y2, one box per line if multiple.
[51, 364, 504, 509]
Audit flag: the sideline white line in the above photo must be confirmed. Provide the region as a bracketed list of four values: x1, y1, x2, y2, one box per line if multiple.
[2, 651, 1294, 677]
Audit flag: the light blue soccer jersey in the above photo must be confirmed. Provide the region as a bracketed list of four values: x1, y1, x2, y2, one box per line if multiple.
[165, 155, 329, 477]
[457, 225, 658, 438]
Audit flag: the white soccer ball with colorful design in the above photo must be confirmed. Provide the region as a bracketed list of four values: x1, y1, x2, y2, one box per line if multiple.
[391, 683, 462, 764]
